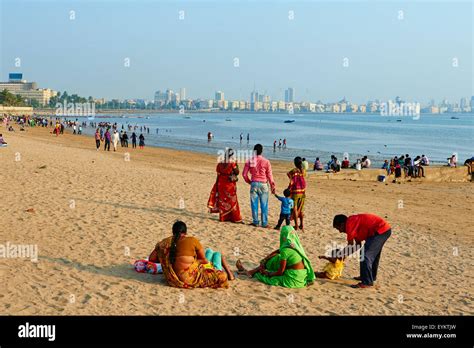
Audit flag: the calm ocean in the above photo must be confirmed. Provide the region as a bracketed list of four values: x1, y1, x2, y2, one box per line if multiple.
[83, 112, 473, 166]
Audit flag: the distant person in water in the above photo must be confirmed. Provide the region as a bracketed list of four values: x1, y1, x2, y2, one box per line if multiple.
[273, 140, 277, 152]
[283, 139, 287, 148]
[247, 133, 250, 144]
[278, 139, 282, 149]
[139, 133, 145, 149]
[240, 133, 243, 144]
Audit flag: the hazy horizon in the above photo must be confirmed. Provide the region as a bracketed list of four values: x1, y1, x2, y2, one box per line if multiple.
[0, 0, 472, 104]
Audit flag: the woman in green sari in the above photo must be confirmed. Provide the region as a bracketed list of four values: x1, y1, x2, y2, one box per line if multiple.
[236, 225, 315, 288]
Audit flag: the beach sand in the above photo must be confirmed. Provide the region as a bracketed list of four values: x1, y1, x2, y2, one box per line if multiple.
[0, 126, 473, 315]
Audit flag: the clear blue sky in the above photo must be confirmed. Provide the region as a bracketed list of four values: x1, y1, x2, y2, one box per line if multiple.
[0, 0, 472, 104]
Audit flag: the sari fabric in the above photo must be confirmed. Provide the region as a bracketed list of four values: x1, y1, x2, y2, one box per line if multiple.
[155, 236, 229, 289]
[207, 162, 242, 222]
[254, 226, 315, 288]
[287, 168, 306, 219]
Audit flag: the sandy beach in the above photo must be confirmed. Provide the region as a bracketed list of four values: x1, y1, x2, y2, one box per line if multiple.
[0, 125, 473, 315]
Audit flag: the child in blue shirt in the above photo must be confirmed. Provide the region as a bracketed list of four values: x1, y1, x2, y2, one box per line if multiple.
[274, 188, 294, 230]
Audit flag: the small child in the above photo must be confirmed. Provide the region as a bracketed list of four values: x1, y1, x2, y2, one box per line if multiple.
[315, 249, 345, 280]
[274, 188, 294, 230]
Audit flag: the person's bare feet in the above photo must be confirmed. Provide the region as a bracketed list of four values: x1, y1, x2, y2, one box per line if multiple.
[236, 260, 250, 276]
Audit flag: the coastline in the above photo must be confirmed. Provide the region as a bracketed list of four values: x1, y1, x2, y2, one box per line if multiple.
[1, 125, 473, 315]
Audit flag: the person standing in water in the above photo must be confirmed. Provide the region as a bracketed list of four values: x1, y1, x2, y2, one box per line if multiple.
[247, 133, 250, 144]
[139, 133, 145, 149]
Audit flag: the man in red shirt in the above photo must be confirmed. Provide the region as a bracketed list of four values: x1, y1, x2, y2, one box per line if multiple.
[332, 213, 392, 288]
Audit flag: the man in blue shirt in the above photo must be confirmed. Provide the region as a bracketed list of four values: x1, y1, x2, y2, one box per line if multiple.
[274, 189, 294, 230]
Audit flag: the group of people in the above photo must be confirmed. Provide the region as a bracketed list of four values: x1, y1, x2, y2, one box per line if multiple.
[149, 212, 392, 291]
[381, 154, 429, 181]
[312, 155, 372, 172]
[272, 138, 287, 151]
[94, 128, 145, 151]
[207, 144, 307, 230]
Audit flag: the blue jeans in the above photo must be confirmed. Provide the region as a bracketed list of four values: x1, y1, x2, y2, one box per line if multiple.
[250, 182, 269, 226]
[360, 229, 391, 285]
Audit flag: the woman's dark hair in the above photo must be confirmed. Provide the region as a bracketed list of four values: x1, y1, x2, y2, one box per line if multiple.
[254, 144, 263, 155]
[225, 148, 234, 162]
[294, 156, 303, 171]
[169, 221, 187, 264]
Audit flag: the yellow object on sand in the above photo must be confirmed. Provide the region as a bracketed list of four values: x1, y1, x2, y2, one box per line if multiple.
[323, 259, 344, 280]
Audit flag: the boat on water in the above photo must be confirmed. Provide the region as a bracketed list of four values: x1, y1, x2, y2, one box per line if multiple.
[284, 120, 295, 123]
[184, 116, 191, 119]
[225, 118, 232, 121]
[451, 116, 459, 119]
[396, 119, 402, 122]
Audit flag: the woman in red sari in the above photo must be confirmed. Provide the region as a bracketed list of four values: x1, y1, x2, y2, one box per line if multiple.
[207, 148, 243, 223]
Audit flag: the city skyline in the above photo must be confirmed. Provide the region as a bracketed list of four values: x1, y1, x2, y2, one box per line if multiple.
[1, 1, 472, 103]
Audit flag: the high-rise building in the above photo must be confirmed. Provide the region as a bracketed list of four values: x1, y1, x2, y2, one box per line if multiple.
[285, 88, 295, 103]
[250, 91, 259, 103]
[470, 96, 474, 108]
[179, 88, 186, 101]
[215, 91, 224, 101]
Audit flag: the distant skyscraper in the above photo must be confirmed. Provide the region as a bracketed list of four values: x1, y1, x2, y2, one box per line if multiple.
[285, 88, 295, 103]
[250, 91, 259, 103]
[460, 97, 467, 110]
[179, 88, 186, 101]
[470, 96, 474, 108]
[215, 91, 224, 101]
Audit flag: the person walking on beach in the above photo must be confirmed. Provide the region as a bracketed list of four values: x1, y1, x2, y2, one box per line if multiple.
[131, 132, 137, 148]
[332, 213, 392, 289]
[112, 130, 120, 152]
[242, 144, 276, 228]
[73, 124, 77, 134]
[139, 133, 145, 149]
[104, 129, 111, 151]
[94, 129, 101, 151]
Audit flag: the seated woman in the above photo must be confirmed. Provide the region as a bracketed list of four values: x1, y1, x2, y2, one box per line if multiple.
[236, 225, 315, 288]
[148, 221, 233, 289]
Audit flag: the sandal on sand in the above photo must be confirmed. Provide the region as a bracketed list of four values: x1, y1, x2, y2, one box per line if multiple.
[350, 282, 373, 289]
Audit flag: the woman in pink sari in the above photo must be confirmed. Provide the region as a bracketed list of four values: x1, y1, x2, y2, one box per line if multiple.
[207, 148, 243, 223]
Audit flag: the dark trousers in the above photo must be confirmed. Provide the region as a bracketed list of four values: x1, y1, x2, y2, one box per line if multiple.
[104, 140, 110, 151]
[95, 139, 100, 149]
[275, 213, 291, 228]
[360, 229, 391, 285]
